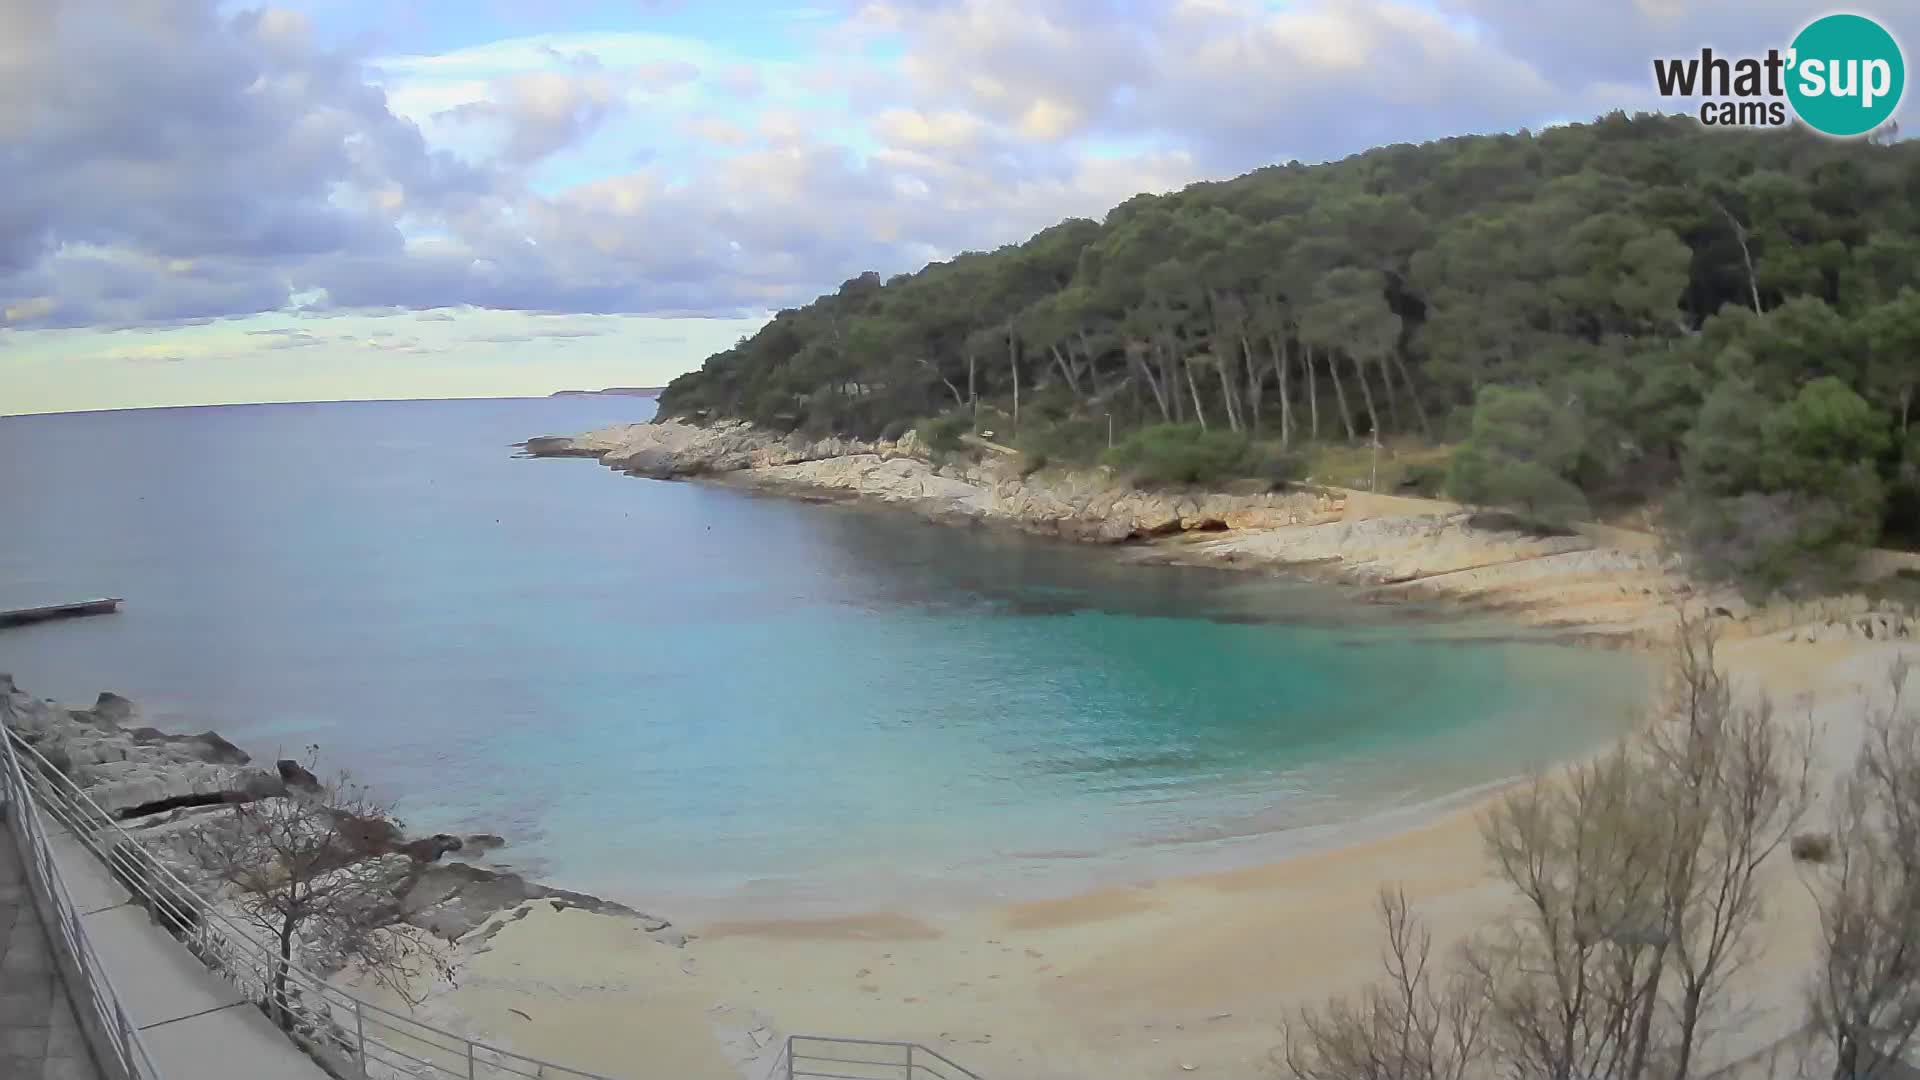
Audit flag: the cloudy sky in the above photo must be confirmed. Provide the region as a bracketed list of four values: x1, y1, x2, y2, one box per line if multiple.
[1, 0, 1907, 415]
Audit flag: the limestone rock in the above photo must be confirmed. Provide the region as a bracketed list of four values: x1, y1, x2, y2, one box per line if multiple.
[276, 758, 320, 791]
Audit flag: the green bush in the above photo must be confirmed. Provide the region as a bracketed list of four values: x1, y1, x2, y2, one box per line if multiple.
[1251, 443, 1310, 489]
[1105, 424, 1258, 489]
[1014, 417, 1108, 468]
[914, 412, 972, 455]
[1674, 377, 1891, 598]
[1398, 459, 1451, 497]
[1446, 386, 1590, 528]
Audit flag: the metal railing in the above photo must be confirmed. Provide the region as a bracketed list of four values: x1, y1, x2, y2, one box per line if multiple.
[6, 724, 987, 1080]
[3, 726, 619, 1080]
[1, 722, 168, 1080]
[768, 1036, 983, 1080]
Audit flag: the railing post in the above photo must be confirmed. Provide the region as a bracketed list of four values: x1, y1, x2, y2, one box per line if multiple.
[468, 1038, 477, 1079]
[355, 1000, 367, 1077]
[907, 1042, 915, 1080]
[786, 1036, 796, 1080]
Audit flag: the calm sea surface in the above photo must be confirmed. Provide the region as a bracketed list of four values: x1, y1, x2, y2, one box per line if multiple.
[0, 398, 1648, 916]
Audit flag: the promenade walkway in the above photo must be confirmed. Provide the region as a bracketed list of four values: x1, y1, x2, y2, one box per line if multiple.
[38, 825, 328, 1080]
[0, 825, 99, 1080]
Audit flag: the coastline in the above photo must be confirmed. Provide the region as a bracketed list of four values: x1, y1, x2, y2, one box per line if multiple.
[477, 416, 1920, 1078]
[5, 414, 1916, 1079]
[525, 418, 1920, 646]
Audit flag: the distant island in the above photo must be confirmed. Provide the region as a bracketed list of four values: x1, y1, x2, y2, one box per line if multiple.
[549, 387, 665, 398]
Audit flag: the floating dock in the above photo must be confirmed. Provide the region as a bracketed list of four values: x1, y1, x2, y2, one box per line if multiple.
[0, 598, 122, 628]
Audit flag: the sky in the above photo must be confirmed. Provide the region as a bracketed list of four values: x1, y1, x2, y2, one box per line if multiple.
[0, 0, 1910, 415]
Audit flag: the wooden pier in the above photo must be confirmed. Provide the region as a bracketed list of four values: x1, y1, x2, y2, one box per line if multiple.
[0, 598, 122, 628]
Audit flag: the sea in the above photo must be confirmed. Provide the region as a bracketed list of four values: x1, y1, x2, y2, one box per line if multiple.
[0, 396, 1649, 917]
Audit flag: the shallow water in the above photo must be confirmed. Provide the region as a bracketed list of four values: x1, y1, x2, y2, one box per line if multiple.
[0, 398, 1648, 916]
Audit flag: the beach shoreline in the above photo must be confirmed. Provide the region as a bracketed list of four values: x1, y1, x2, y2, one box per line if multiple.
[458, 417, 1920, 1079]
[386, 630, 1910, 1080]
[5, 414, 1914, 1080]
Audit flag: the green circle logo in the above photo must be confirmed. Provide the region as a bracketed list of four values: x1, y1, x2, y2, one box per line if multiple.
[1787, 14, 1906, 137]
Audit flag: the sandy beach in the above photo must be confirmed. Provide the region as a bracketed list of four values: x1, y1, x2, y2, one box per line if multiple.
[330, 609, 1914, 1080]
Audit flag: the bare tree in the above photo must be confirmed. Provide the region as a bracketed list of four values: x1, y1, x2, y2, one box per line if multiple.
[1475, 742, 1667, 1080]
[1282, 889, 1490, 1080]
[1636, 612, 1813, 1080]
[195, 750, 444, 1030]
[1285, 613, 1811, 1080]
[1806, 659, 1920, 1080]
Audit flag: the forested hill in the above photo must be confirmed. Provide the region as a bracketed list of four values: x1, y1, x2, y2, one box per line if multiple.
[659, 111, 1920, 593]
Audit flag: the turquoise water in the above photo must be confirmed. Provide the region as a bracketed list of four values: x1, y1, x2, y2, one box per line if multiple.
[0, 398, 1647, 916]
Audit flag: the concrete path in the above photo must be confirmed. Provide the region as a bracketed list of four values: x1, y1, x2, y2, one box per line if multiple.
[41, 827, 330, 1080]
[0, 825, 100, 1080]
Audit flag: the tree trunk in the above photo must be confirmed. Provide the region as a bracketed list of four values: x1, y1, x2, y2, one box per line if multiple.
[1671, 984, 1703, 1080]
[1160, 340, 1184, 423]
[1711, 197, 1763, 314]
[1623, 939, 1670, 1080]
[1214, 353, 1241, 433]
[1077, 335, 1104, 399]
[1241, 333, 1262, 437]
[1051, 344, 1083, 400]
[1307, 342, 1322, 440]
[1131, 347, 1171, 422]
[274, 917, 296, 1031]
[968, 353, 978, 427]
[1270, 334, 1293, 448]
[1326, 347, 1357, 441]
[1353, 353, 1382, 441]
[1389, 350, 1432, 438]
[1376, 350, 1402, 432]
[1184, 359, 1209, 431]
[920, 358, 964, 408]
[1008, 328, 1020, 435]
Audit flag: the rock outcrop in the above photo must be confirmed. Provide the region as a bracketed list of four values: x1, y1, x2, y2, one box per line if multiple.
[0, 677, 678, 956]
[2, 679, 280, 816]
[521, 419, 1343, 545]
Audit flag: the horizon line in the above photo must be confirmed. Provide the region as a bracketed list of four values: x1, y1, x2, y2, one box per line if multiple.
[1, 390, 664, 420]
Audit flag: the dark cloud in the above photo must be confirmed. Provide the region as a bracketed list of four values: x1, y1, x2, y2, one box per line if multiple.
[0, 0, 486, 327]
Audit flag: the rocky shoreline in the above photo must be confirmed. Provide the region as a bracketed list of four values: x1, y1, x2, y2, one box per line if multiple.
[0, 673, 689, 954]
[519, 418, 1701, 635]
[519, 419, 1349, 544]
[519, 418, 1920, 649]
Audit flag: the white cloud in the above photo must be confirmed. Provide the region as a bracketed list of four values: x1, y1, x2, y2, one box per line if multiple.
[1, 0, 1890, 411]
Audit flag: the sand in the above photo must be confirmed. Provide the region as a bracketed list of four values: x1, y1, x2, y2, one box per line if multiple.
[362, 622, 1919, 1080]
